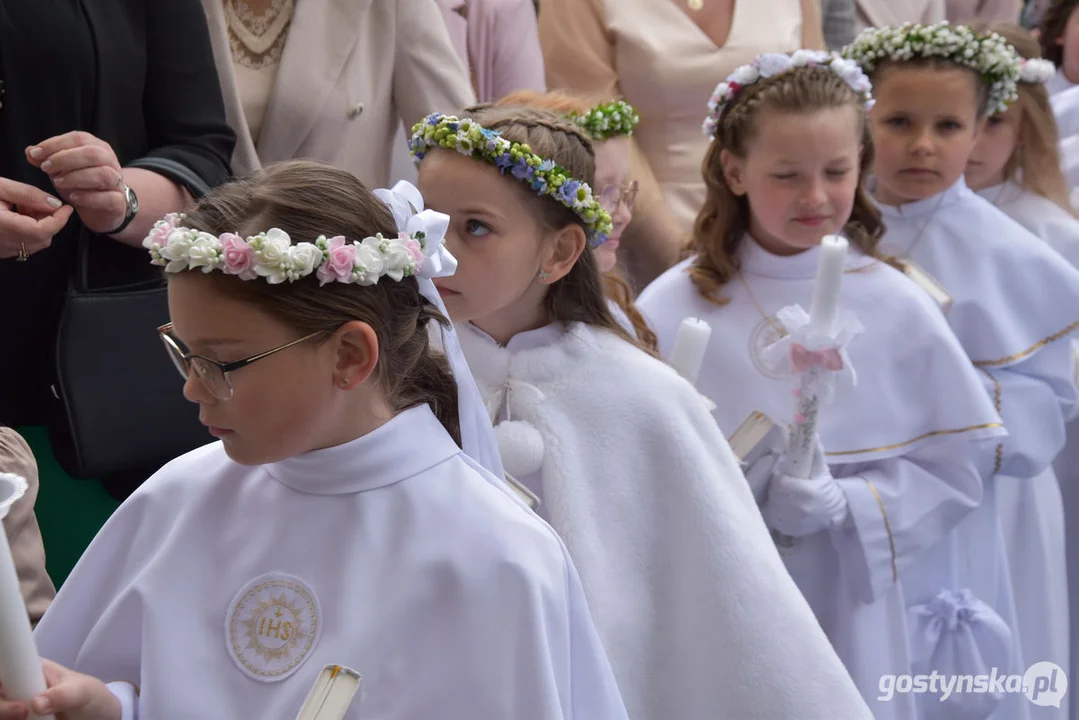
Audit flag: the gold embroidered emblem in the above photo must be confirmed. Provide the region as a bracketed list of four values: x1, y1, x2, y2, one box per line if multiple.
[748, 316, 790, 380]
[226, 573, 321, 682]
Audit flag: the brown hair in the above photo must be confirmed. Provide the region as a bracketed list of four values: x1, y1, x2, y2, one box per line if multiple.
[973, 22, 1077, 214]
[492, 92, 659, 351]
[689, 65, 885, 305]
[1040, 0, 1079, 66]
[177, 160, 462, 445]
[457, 104, 654, 354]
[871, 57, 992, 117]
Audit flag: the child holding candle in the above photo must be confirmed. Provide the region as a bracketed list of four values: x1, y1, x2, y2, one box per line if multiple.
[3, 161, 632, 720]
[411, 106, 872, 719]
[844, 25, 1079, 716]
[637, 50, 1021, 720]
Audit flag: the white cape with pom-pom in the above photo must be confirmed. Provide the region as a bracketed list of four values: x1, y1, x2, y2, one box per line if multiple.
[457, 321, 872, 720]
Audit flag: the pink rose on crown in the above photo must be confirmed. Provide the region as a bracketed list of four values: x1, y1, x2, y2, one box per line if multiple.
[316, 236, 357, 286]
[402, 233, 424, 265]
[144, 217, 177, 250]
[220, 233, 257, 280]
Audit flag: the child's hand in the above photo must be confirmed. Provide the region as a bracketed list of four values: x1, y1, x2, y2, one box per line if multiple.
[763, 444, 849, 537]
[0, 659, 122, 720]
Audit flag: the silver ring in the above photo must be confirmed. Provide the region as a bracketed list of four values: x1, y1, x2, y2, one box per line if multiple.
[16, 242, 28, 262]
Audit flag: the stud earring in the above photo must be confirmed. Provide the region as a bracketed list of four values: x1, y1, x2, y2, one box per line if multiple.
[538, 269, 550, 281]
[338, 378, 350, 389]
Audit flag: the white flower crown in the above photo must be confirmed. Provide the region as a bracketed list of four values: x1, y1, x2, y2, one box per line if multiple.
[841, 23, 1021, 116]
[1018, 58, 1055, 85]
[143, 182, 456, 286]
[702, 50, 874, 139]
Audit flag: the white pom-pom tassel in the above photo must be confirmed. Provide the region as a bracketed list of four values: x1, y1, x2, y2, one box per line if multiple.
[494, 420, 546, 478]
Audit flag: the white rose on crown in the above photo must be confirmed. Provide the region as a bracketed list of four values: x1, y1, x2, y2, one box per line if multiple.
[185, 235, 221, 272]
[755, 53, 791, 78]
[287, 243, 323, 280]
[353, 240, 387, 285]
[729, 64, 760, 85]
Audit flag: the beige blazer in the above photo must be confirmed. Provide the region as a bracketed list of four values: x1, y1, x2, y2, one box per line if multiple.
[202, 0, 476, 187]
[0, 429, 55, 626]
[855, 0, 945, 29]
[945, 0, 1022, 23]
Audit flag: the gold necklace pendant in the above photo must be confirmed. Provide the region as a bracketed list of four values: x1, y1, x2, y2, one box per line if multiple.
[687, 0, 704, 10]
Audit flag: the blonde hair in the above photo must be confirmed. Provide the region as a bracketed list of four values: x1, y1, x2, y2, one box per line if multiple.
[456, 104, 654, 354]
[689, 65, 885, 305]
[973, 22, 1076, 215]
[493, 91, 659, 351]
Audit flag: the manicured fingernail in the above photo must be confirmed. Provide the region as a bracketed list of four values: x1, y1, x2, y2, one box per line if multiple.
[52, 176, 65, 187]
[31, 697, 50, 714]
[40, 160, 52, 172]
[45, 196, 61, 208]
[69, 192, 80, 201]
[28, 147, 42, 159]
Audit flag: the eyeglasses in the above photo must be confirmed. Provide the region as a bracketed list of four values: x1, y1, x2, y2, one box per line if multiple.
[597, 180, 639, 213]
[157, 323, 323, 401]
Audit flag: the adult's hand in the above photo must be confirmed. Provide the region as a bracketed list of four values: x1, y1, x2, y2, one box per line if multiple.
[27, 131, 126, 236]
[0, 178, 73, 260]
[0, 659, 121, 720]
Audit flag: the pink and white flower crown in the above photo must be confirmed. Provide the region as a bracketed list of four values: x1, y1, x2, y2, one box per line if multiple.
[702, 50, 874, 140]
[143, 182, 456, 286]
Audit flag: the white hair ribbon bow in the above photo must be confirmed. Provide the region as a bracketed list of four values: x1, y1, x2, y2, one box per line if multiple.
[374, 181, 457, 279]
[373, 181, 506, 484]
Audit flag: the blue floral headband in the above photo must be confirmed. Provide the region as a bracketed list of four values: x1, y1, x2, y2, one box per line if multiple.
[409, 112, 613, 247]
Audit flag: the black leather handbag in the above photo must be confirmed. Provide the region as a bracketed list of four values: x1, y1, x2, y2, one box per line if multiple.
[47, 236, 209, 480]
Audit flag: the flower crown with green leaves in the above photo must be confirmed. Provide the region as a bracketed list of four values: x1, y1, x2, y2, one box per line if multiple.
[570, 100, 640, 140]
[143, 183, 456, 286]
[702, 50, 874, 140]
[409, 112, 613, 247]
[841, 23, 1021, 115]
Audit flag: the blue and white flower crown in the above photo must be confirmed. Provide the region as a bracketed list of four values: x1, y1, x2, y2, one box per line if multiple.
[143, 182, 456, 286]
[570, 100, 640, 140]
[409, 112, 613, 247]
[841, 23, 1021, 115]
[702, 50, 874, 140]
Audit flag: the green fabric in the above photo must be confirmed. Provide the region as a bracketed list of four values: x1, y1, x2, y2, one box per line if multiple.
[17, 426, 119, 588]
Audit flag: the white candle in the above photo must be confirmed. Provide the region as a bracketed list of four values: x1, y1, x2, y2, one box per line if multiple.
[669, 317, 712, 386]
[0, 474, 50, 717]
[809, 235, 849, 335]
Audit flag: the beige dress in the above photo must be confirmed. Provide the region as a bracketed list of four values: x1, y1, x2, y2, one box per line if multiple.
[854, 0, 945, 30]
[540, 0, 822, 272]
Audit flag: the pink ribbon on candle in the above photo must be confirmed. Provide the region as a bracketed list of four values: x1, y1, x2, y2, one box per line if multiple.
[789, 343, 844, 373]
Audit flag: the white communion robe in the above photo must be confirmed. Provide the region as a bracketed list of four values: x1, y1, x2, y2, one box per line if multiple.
[456, 320, 874, 720]
[976, 181, 1079, 720]
[33, 405, 630, 719]
[638, 239, 1021, 720]
[878, 178, 1079, 720]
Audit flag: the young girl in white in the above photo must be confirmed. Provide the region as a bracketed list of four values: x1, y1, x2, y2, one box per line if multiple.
[411, 107, 872, 719]
[845, 23, 1079, 718]
[638, 50, 1019, 720]
[964, 23, 1079, 710]
[3, 161, 630, 720]
[496, 90, 657, 349]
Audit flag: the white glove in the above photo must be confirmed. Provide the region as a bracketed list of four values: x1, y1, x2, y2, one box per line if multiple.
[763, 443, 849, 537]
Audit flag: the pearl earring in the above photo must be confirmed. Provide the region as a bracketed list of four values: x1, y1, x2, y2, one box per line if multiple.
[338, 378, 350, 389]
[538, 269, 550, 280]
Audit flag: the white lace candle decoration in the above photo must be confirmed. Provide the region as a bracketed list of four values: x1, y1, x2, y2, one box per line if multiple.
[0, 473, 51, 718]
[669, 317, 712, 386]
[783, 235, 849, 479]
